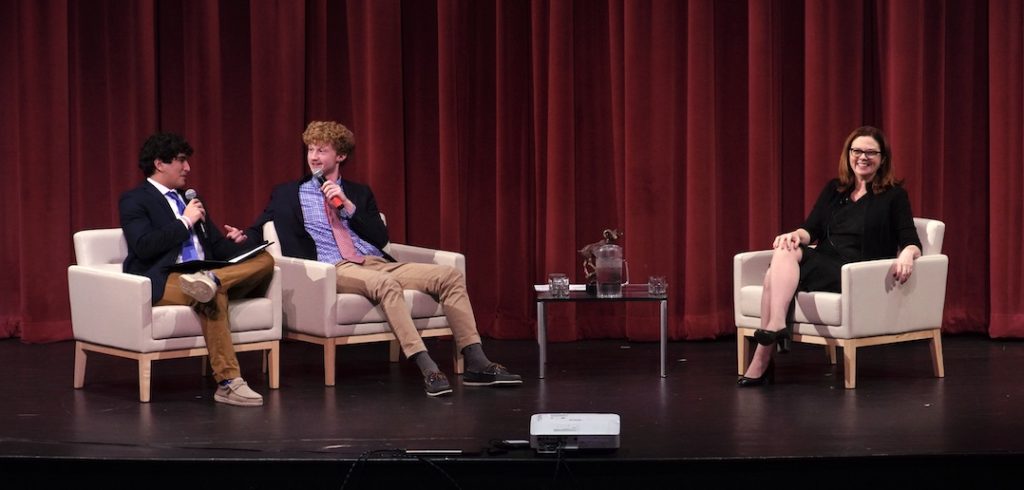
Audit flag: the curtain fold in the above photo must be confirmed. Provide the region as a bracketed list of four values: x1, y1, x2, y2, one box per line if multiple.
[2, 0, 73, 342]
[878, 0, 992, 333]
[531, 0, 580, 341]
[2, 0, 1021, 343]
[988, 0, 1024, 337]
[0, 0, 20, 338]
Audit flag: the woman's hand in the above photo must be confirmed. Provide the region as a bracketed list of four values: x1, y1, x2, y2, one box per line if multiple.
[773, 231, 804, 251]
[893, 245, 921, 284]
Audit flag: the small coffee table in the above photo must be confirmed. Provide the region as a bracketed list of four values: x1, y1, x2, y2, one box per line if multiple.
[534, 285, 669, 378]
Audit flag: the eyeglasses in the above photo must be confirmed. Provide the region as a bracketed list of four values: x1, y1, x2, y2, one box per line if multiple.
[849, 148, 881, 159]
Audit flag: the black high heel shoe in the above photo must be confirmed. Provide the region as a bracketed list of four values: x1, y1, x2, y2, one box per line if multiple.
[737, 360, 775, 387]
[753, 326, 792, 353]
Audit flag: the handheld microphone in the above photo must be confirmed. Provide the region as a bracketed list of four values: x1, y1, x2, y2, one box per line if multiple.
[312, 169, 344, 209]
[184, 188, 207, 237]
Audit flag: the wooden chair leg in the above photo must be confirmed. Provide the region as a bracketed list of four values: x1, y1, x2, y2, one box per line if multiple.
[389, 339, 401, 363]
[454, 350, 464, 374]
[269, 342, 280, 389]
[737, 331, 752, 375]
[930, 329, 945, 378]
[324, 339, 337, 387]
[842, 343, 857, 389]
[138, 356, 153, 403]
[74, 342, 87, 389]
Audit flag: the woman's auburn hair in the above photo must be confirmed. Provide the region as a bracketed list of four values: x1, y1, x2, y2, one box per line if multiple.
[836, 125, 901, 193]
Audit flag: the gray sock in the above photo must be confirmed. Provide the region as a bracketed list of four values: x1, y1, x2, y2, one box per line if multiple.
[412, 351, 439, 375]
[461, 343, 492, 372]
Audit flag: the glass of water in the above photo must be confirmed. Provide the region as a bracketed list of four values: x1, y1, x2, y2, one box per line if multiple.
[648, 276, 667, 297]
[548, 273, 570, 298]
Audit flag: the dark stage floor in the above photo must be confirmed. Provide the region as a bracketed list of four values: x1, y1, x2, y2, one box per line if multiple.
[1, 334, 1022, 488]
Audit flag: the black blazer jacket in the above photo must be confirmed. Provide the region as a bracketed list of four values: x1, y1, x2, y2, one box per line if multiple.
[801, 179, 923, 261]
[119, 181, 246, 303]
[243, 176, 396, 262]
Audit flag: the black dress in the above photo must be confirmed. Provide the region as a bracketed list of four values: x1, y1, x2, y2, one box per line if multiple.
[798, 196, 867, 292]
[794, 179, 922, 293]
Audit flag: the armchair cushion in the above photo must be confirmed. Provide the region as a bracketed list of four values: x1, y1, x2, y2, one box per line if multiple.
[739, 286, 843, 326]
[151, 299, 275, 340]
[334, 292, 444, 324]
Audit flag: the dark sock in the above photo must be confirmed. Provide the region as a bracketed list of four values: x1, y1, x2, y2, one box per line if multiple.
[461, 343, 492, 372]
[412, 351, 439, 376]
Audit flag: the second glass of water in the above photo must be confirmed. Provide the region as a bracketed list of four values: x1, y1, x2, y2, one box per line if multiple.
[648, 276, 668, 297]
[548, 273, 570, 298]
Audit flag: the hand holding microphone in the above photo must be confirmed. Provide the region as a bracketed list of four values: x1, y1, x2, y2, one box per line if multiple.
[184, 188, 207, 236]
[312, 169, 345, 209]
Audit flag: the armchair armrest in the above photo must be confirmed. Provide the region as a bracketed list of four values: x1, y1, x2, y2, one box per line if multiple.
[265, 266, 283, 333]
[734, 250, 772, 288]
[273, 256, 337, 334]
[68, 265, 152, 352]
[388, 243, 466, 274]
[842, 254, 949, 337]
[733, 250, 772, 324]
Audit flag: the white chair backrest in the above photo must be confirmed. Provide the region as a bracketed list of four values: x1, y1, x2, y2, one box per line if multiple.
[73, 228, 127, 266]
[914, 218, 945, 256]
[261, 212, 389, 259]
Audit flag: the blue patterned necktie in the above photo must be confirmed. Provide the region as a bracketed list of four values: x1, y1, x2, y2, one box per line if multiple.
[167, 191, 199, 262]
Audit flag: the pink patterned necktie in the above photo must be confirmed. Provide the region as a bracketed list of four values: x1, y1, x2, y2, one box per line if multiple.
[324, 200, 364, 264]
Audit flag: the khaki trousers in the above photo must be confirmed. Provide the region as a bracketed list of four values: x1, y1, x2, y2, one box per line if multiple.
[158, 252, 275, 382]
[335, 256, 482, 358]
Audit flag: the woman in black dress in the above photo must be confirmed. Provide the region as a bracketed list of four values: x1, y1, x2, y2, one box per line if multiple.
[738, 126, 923, 387]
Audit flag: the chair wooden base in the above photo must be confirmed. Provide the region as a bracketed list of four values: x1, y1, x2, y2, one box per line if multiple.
[74, 340, 280, 403]
[285, 329, 465, 386]
[736, 327, 944, 389]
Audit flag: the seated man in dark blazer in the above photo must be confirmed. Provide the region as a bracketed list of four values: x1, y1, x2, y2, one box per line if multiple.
[120, 132, 275, 406]
[232, 121, 521, 397]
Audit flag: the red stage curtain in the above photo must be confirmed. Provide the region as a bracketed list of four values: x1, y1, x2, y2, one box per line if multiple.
[1, 0, 1022, 343]
[988, 0, 1024, 337]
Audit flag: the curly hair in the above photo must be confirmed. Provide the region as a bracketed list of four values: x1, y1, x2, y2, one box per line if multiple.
[302, 121, 355, 156]
[138, 132, 193, 176]
[836, 125, 900, 193]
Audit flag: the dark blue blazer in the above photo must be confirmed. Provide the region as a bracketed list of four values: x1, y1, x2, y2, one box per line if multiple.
[119, 180, 245, 303]
[243, 176, 395, 262]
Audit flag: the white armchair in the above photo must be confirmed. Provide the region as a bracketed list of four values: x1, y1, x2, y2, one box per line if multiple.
[263, 219, 464, 386]
[734, 218, 948, 388]
[68, 228, 282, 402]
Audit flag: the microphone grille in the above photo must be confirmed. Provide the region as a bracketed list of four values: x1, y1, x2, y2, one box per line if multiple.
[312, 168, 323, 180]
[184, 189, 197, 201]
